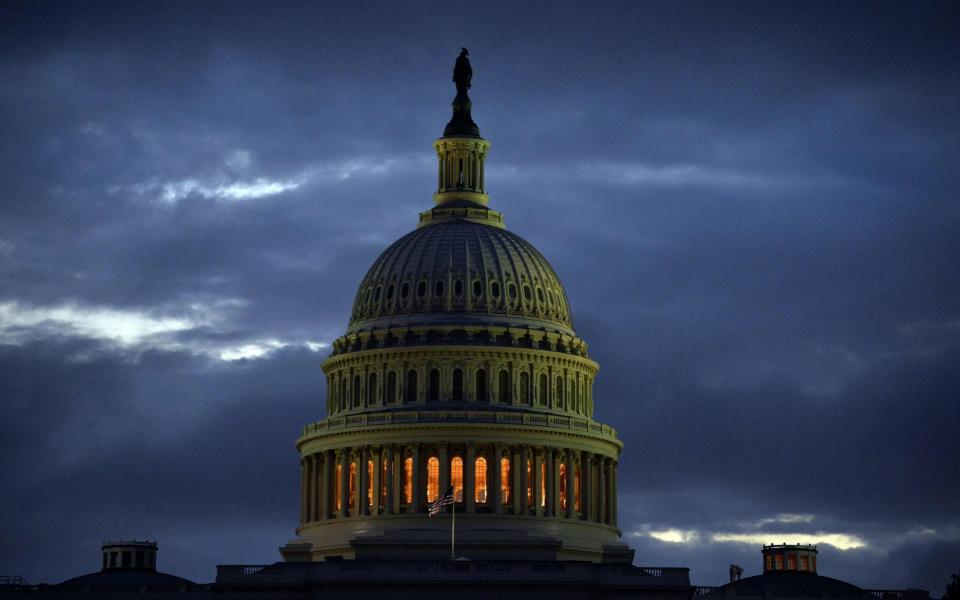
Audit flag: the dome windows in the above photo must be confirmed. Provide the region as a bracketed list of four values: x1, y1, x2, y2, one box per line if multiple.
[508, 283, 517, 300]
[417, 281, 427, 298]
[523, 285, 532, 302]
[434, 280, 445, 297]
[386, 284, 395, 300]
[537, 288, 544, 303]
[401, 282, 410, 299]
[490, 282, 500, 298]
[473, 280, 482, 297]
[454, 279, 463, 297]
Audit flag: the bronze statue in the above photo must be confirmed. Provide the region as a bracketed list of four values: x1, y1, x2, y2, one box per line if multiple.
[454, 47, 472, 96]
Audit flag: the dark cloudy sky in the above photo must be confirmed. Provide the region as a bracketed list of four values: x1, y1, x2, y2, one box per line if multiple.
[1, 0, 958, 592]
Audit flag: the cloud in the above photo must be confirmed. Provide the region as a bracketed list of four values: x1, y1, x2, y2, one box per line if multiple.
[711, 532, 867, 551]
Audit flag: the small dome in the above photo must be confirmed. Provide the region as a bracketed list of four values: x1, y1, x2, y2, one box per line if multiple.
[348, 219, 574, 336]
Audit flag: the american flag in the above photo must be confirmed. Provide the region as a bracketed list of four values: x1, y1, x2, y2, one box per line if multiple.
[427, 486, 454, 516]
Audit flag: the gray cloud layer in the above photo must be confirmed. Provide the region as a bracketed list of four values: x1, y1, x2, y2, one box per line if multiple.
[1, 0, 958, 592]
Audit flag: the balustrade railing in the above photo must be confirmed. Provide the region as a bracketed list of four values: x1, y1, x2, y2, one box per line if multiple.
[301, 410, 617, 440]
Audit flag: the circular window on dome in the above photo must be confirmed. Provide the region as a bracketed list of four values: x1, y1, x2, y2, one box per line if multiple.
[523, 286, 532, 302]
[386, 284, 395, 300]
[435, 280, 445, 297]
[473, 280, 482, 297]
[417, 281, 427, 297]
[454, 280, 463, 297]
[490, 282, 500, 298]
[374, 286, 382, 301]
[401, 282, 410, 298]
[537, 288, 544, 303]
[547, 290, 554, 305]
[508, 284, 517, 300]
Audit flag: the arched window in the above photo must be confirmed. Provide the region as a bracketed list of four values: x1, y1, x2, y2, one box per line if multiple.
[353, 375, 361, 407]
[339, 377, 347, 411]
[454, 280, 463, 297]
[538, 374, 548, 406]
[574, 462, 581, 512]
[498, 370, 511, 403]
[520, 372, 530, 404]
[335, 463, 342, 511]
[386, 284, 394, 300]
[417, 281, 427, 297]
[537, 288, 544, 303]
[473, 280, 482, 297]
[405, 370, 418, 404]
[435, 280, 445, 297]
[367, 373, 377, 405]
[490, 282, 500, 298]
[559, 463, 568, 510]
[403, 457, 413, 504]
[451, 456, 464, 502]
[427, 456, 440, 502]
[401, 282, 410, 298]
[500, 457, 511, 504]
[349, 461, 357, 511]
[387, 371, 397, 404]
[374, 286, 381, 301]
[556, 376, 564, 408]
[508, 283, 517, 300]
[368, 460, 375, 508]
[452, 369, 464, 402]
[475, 369, 487, 402]
[475, 457, 488, 503]
[429, 368, 440, 402]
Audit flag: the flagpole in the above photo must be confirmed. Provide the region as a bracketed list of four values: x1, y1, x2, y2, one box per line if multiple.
[451, 497, 456, 559]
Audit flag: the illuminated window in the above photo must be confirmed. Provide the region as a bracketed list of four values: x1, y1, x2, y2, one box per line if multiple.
[452, 369, 464, 401]
[335, 464, 342, 511]
[451, 456, 464, 502]
[475, 457, 488, 503]
[765, 555, 772, 571]
[787, 555, 796, 570]
[540, 462, 546, 507]
[427, 457, 440, 502]
[574, 462, 581, 512]
[559, 463, 568, 509]
[774, 554, 783, 570]
[367, 460, 374, 508]
[429, 369, 440, 402]
[800, 556, 809, 571]
[526, 458, 533, 506]
[812, 557, 816, 571]
[349, 461, 356, 509]
[403, 457, 413, 504]
[500, 457, 511, 504]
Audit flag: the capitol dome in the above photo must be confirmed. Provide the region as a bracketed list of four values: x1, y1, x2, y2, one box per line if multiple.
[282, 51, 627, 565]
[347, 210, 574, 336]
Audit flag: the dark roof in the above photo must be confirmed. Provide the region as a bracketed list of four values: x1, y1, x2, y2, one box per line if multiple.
[59, 569, 197, 587]
[724, 571, 866, 596]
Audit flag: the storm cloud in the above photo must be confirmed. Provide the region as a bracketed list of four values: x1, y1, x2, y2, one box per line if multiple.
[1, 1, 958, 592]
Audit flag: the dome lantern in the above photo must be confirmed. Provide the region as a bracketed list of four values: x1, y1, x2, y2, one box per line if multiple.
[434, 48, 490, 208]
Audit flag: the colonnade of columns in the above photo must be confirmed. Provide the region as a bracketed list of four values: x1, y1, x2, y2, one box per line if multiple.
[299, 443, 617, 528]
